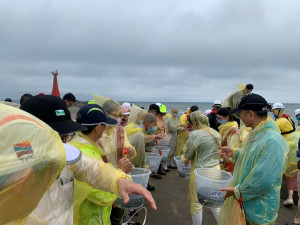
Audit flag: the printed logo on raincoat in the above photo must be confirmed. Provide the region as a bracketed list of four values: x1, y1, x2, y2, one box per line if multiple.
[13, 140, 34, 162]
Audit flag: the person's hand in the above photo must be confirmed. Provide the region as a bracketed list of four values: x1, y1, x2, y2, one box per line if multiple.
[118, 157, 132, 173]
[180, 123, 186, 128]
[219, 146, 233, 159]
[127, 147, 135, 157]
[118, 178, 157, 210]
[155, 134, 163, 139]
[220, 187, 235, 200]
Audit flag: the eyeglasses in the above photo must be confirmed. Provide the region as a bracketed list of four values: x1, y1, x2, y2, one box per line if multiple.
[60, 132, 76, 142]
[109, 112, 123, 118]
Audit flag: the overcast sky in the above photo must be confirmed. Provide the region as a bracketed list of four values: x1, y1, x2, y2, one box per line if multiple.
[1, 0, 300, 103]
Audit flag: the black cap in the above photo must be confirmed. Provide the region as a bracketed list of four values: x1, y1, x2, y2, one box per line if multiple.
[148, 104, 161, 113]
[230, 94, 268, 114]
[76, 104, 117, 126]
[20, 95, 87, 135]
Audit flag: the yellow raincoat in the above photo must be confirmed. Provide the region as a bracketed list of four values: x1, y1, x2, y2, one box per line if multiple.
[218, 117, 289, 225]
[284, 131, 300, 178]
[125, 123, 147, 168]
[100, 127, 136, 168]
[70, 133, 118, 225]
[0, 103, 65, 224]
[222, 84, 247, 119]
[218, 121, 241, 171]
[276, 116, 295, 139]
[218, 121, 240, 148]
[176, 110, 191, 156]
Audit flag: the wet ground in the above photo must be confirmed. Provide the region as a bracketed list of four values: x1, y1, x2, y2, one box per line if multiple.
[133, 168, 298, 225]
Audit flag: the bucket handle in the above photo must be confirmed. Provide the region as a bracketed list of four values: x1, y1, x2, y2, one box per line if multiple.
[199, 152, 219, 168]
[123, 207, 147, 225]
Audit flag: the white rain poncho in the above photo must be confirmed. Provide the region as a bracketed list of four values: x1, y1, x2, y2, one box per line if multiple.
[0, 103, 65, 224]
[182, 111, 221, 215]
[218, 116, 289, 225]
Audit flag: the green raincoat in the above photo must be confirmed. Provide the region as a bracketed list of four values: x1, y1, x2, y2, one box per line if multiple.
[218, 116, 289, 225]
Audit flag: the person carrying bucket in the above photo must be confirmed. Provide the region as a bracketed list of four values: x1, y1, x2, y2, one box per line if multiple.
[218, 94, 288, 225]
[181, 110, 222, 225]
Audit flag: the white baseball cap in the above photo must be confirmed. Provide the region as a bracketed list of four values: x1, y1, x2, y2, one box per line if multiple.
[295, 109, 300, 116]
[213, 100, 222, 106]
[63, 143, 82, 165]
[272, 103, 284, 110]
[122, 102, 131, 111]
[205, 109, 212, 116]
[156, 103, 162, 106]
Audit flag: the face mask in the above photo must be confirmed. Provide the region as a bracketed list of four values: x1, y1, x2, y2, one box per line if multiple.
[117, 118, 121, 126]
[171, 113, 178, 118]
[217, 119, 227, 125]
[139, 120, 143, 125]
[147, 126, 156, 134]
[296, 116, 300, 121]
[273, 113, 278, 119]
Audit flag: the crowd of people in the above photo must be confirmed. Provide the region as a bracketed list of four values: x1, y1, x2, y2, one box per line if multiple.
[1, 83, 300, 225]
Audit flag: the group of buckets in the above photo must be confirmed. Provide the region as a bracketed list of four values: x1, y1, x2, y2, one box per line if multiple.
[117, 135, 233, 209]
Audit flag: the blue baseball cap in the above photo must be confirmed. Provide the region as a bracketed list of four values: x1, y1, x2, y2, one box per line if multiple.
[76, 104, 117, 126]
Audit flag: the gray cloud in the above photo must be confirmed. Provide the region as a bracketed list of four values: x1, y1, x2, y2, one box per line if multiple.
[1, 0, 300, 103]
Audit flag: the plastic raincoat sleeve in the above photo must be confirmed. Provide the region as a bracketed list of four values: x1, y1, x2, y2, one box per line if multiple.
[284, 131, 300, 177]
[72, 153, 130, 196]
[222, 84, 246, 110]
[233, 139, 288, 201]
[183, 132, 197, 161]
[180, 114, 189, 128]
[124, 129, 136, 159]
[166, 116, 181, 134]
[128, 132, 147, 168]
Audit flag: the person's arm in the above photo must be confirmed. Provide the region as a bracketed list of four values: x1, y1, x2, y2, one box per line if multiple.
[145, 134, 163, 142]
[166, 118, 178, 133]
[182, 133, 197, 161]
[180, 114, 189, 128]
[233, 139, 288, 201]
[73, 152, 129, 195]
[123, 130, 136, 159]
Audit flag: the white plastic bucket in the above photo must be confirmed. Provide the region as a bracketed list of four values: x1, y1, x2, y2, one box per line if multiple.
[174, 156, 191, 179]
[146, 152, 162, 174]
[116, 168, 151, 209]
[194, 168, 232, 208]
[156, 134, 171, 146]
[153, 146, 170, 163]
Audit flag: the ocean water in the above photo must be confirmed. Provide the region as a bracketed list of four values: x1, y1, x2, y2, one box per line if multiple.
[130, 102, 300, 125]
